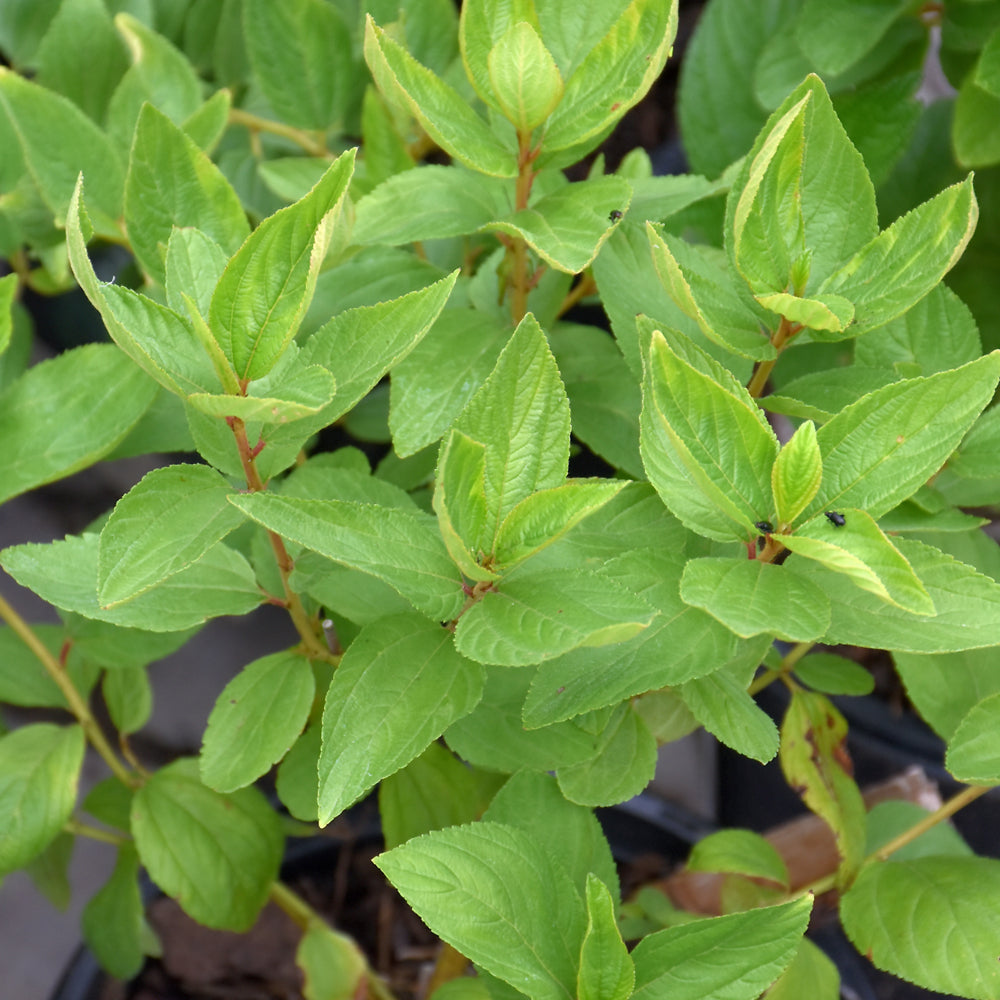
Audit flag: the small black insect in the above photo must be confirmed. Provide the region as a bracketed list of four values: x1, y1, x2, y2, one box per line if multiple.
[609, 209, 623, 222]
[825, 511, 846, 527]
[754, 520, 774, 534]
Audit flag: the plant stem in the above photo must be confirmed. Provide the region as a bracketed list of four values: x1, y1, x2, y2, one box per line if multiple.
[557, 272, 597, 318]
[228, 107, 330, 158]
[269, 880, 399, 1000]
[509, 134, 539, 326]
[748, 642, 814, 696]
[0, 591, 136, 786]
[65, 818, 129, 846]
[228, 417, 337, 664]
[871, 783, 991, 862]
[747, 317, 802, 398]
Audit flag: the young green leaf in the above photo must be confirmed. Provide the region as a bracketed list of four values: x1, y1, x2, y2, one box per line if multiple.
[640, 328, 779, 542]
[98, 464, 247, 607]
[820, 176, 978, 336]
[795, 0, 909, 75]
[0, 343, 157, 505]
[780, 689, 866, 880]
[539, 0, 678, 161]
[680, 667, 779, 763]
[647, 224, 776, 361]
[793, 652, 875, 696]
[0, 723, 85, 874]
[679, 557, 831, 642]
[297, 921, 367, 1000]
[454, 567, 654, 667]
[375, 822, 587, 1000]
[810, 353, 1000, 520]
[782, 508, 934, 615]
[454, 314, 571, 550]
[434, 430, 496, 582]
[318, 614, 484, 825]
[228, 493, 464, 622]
[209, 150, 356, 381]
[946, 692, 1000, 785]
[486, 175, 632, 273]
[164, 228, 231, 320]
[630, 896, 812, 1000]
[364, 16, 517, 178]
[577, 875, 634, 1000]
[764, 937, 840, 1000]
[841, 857, 1000, 998]
[488, 21, 563, 131]
[0, 533, 262, 632]
[771, 420, 822, 526]
[200, 651, 315, 793]
[131, 760, 283, 931]
[102, 667, 151, 736]
[243, 0, 352, 131]
[125, 103, 249, 287]
[494, 480, 626, 569]
[81, 845, 145, 980]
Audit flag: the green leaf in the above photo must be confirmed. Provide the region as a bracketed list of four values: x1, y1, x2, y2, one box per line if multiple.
[243, 0, 352, 131]
[0, 343, 157, 504]
[494, 480, 626, 569]
[108, 13, 203, 148]
[946, 692, 1000, 784]
[200, 651, 315, 793]
[25, 831, 73, 910]
[164, 227, 231, 320]
[298, 921, 367, 1000]
[486, 175, 632, 273]
[795, 0, 909, 75]
[630, 896, 812, 1000]
[483, 770, 618, 902]
[782, 508, 934, 615]
[454, 314, 571, 549]
[954, 76, 1000, 169]
[434, 430, 497, 582]
[275, 724, 321, 823]
[0, 533, 262, 632]
[780, 689, 866, 880]
[35, 0, 127, 125]
[355, 165, 509, 246]
[380, 742, 503, 850]
[820, 176, 979, 335]
[680, 557, 831, 642]
[302, 270, 459, 425]
[640, 329, 779, 542]
[764, 937, 839, 1000]
[811, 354, 1000, 519]
[454, 567, 654, 667]
[771, 420, 822, 526]
[102, 667, 151, 736]
[318, 614, 484, 825]
[364, 16, 517, 178]
[0, 272, 16, 357]
[0, 723, 85, 875]
[389, 309, 508, 457]
[186, 363, 336, 422]
[578, 875, 634, 1000]
[841, 857, 1000, 999]
[819, 538, 1000, 653]
[557, 705, 657, 807]
[865, 800, 973, 861]
[228, 493, 464, 622]
[687, 829, 789, 887]
[647, 225, 775, 362]
[730, 76, 877, 301]
[488, 21, 563, 131]
[131, 759, 283, 931]
[375, 822, 586, 1000]
[0, 66, 123, 230]
[793, 652, 875, 696]
[98, 464, 246, 607]
[125, 103, 249, 286]
[66, 184, 221, 397]
[0, 625, 79, 709]
[539, 0, 678, 160]
[81, 845, 145, 980]
[210, 150, 355, 381]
